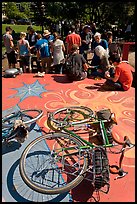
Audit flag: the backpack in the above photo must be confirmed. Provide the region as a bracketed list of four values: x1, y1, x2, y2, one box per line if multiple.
[65, 54, 82, 81]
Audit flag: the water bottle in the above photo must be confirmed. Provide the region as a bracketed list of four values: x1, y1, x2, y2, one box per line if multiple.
[74, 123, 91, 131]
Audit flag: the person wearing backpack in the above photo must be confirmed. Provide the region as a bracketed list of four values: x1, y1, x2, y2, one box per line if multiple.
[65, 44, 89, 81]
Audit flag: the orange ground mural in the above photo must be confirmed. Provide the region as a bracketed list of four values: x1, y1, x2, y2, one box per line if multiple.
[2, 73, 135, 202]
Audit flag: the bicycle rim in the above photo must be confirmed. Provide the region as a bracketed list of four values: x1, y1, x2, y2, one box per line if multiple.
[19, 133, 88, 194]
[48, 106, 95, 128]
[2, 109, 43, 128]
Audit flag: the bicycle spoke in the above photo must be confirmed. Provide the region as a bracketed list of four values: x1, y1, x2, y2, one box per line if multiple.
[48, 106, 95, 129]
[19, 133, 88, 194]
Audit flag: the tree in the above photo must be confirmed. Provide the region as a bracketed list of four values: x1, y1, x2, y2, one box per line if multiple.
[4, 2, 31, 20]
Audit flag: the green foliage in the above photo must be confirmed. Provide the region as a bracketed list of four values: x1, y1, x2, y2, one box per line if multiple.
[5, 2, 19, 19]
[4, 2, 30, 20]
[3, 2, 135, 29]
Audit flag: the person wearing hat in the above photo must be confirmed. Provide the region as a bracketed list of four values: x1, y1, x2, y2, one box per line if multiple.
[17, 32, 31, 73]
[80, 25, 93, 60]
[35, 33, 51, 73]
[43, 30, 55, 67]
[43, 30, 54, 43]
[91, 32, 109, 66]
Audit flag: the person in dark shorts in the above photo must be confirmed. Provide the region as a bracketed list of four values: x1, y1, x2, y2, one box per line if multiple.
[17, 32, 31, 73]
[3, 26, 17, 68]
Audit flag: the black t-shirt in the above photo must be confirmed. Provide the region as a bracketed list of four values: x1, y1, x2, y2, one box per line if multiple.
[26, 33, 37, 47]
[80, 31, 92, 50]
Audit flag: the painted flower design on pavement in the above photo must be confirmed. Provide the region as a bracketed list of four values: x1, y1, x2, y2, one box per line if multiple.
[9, 80, 49, 102]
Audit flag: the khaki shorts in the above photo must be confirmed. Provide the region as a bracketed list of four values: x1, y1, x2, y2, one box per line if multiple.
[41, 57, 52, 73]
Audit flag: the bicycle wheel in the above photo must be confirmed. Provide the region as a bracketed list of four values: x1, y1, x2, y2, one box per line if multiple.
[2, 109, 43, 128]
[48, 106, 95, 129]
[19, 132, 88, 194]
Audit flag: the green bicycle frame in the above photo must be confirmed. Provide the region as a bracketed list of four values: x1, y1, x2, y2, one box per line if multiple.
[59, 120, 113, 154]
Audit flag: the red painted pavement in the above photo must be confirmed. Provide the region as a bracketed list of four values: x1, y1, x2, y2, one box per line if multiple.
[2, 73, 135, 202]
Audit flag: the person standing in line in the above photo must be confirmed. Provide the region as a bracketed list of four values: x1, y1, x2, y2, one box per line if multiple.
[17, 32, 31, 73]
[35, 33, 51, 73]
[65, 25, 81, 55]
[51, 32, 65, 74]
[3, 26, 17, 69]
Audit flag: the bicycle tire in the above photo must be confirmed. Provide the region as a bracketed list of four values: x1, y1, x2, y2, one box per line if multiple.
[19, 132, 88, 194]
[2, 109, 43, 128]
[48, 106, 95, 128]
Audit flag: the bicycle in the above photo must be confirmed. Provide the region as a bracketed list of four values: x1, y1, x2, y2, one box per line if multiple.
[2, 109, 43, 144]
[19, 106, 134, 196]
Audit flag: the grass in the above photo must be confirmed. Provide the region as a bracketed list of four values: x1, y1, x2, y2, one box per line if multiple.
[2, 24, 42, 54]
[2, 24, 41, 35]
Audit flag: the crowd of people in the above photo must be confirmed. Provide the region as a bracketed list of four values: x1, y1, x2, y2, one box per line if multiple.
[3, 20, 134, 91]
